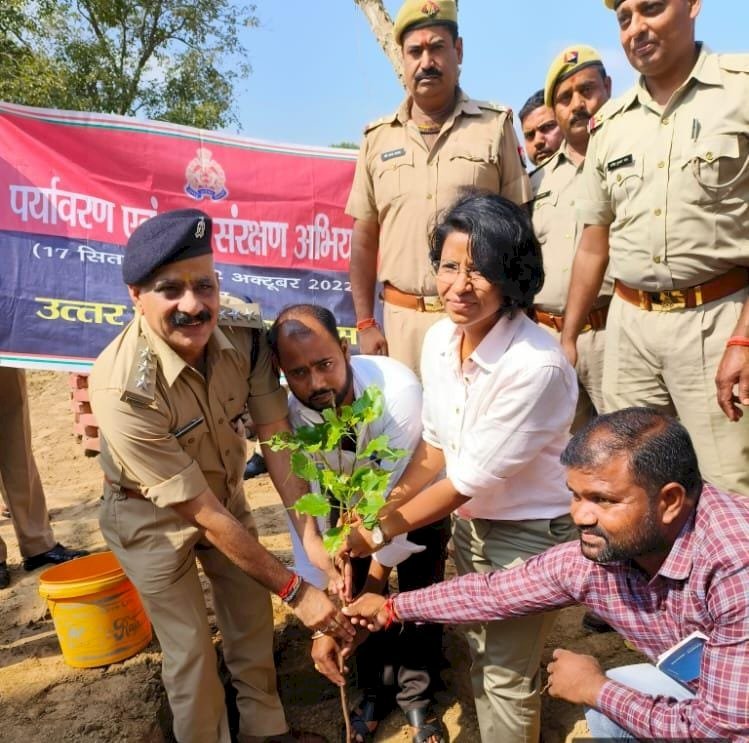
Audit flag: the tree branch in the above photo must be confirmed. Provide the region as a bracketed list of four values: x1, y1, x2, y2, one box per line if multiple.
[352, 0, 403, 86]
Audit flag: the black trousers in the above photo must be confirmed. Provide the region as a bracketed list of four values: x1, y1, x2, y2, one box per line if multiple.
[352, 517, 450, 713]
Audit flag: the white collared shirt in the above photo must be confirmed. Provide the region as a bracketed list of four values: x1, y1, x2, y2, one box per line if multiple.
[286, 355, 425, 585]
[421, 313, 577, 521]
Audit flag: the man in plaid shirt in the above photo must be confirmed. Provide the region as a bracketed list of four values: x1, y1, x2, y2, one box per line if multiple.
[344, 407, 749, 741]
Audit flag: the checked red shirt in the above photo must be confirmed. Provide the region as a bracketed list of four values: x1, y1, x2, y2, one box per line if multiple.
[395, 484, 749, 741]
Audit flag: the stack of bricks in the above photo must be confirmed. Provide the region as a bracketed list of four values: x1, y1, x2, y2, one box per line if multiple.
[69, 373, 100, 456]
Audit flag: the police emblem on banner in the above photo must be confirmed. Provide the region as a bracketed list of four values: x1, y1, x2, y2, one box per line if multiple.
[184, 147, 229, 201]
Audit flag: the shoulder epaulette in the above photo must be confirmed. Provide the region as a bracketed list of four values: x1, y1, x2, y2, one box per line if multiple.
[588, 94, 628, 133]
[476, 100, 510, 114]
[718, 53, 749, 73]
[121, 334, 157, 407]
[218, 293, 264, 329]
[364, 112, 397, 134]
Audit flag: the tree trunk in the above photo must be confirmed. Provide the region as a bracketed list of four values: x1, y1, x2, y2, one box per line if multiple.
[353, 0, 404, 86]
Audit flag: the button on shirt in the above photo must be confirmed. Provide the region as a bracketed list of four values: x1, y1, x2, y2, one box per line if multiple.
[395, 484, 749, 741]
[90, 316, 287, 509]
[345, 91, 531, 296]
[577, 46, 749, 291]
[531, 145, 613, 313]
[420, 313, 577, 521]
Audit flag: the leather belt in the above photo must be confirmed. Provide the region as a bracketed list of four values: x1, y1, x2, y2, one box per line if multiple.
[381, 283, 444, 313]
[614, 267, 748, 312]
[104, 475, 146, 500]
[534, 304, 609, 333]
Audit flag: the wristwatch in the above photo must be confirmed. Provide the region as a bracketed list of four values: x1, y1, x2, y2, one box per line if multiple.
[371, 523, 392, 546]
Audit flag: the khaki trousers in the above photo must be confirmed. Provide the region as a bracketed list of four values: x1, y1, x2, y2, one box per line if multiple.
[0, 367, 55, 562]
[540, 325, 606, 433]
[603, 290, 749, 496]
[100, 488, 287, 743]
[383, 303, 445, 379]
[452, 514, 575, 743]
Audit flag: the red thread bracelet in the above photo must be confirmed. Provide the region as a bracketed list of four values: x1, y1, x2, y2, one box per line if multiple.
[726, 336, 749, 348]
[356, 317, 379, 331]
[382, 595, 399, 630]
[278, 573, 297, 600]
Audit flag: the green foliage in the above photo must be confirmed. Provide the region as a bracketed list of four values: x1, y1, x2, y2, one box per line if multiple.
[330, 141, 359, 150]
[269, 385, 406, 555]
[0, 0, 259, 129]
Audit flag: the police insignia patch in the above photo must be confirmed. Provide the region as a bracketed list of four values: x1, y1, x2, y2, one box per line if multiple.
[564, 50, 579, 64]
[421, 1, 440, 17]
[195, 217, 206, 239]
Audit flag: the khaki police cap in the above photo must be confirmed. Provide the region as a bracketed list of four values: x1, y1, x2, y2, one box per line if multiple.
[544, 45, 604, 107]
[603, 0, 622, 8]
[393, 0, 458, 45]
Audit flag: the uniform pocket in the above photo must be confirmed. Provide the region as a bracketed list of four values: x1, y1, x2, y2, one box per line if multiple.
[682, 133, 748, 201]
[531, 188, 560, 244]
[444, 142, 499, 191]
[606, 156, 644, 218]
[373, 149, 415, 208]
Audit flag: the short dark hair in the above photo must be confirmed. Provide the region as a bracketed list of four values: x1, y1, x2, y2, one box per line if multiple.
[519, 90, 546, 124]
[560, 407, 703, 500]
[429, 190, 544, 316]
[268, 303, 340, 357]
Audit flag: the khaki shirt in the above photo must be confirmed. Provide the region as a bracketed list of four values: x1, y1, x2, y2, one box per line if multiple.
[577, 46, 749, 291]
[346, 90, 531, 295]
[90, 313, 287, 509]
[531, 144, 613, 313]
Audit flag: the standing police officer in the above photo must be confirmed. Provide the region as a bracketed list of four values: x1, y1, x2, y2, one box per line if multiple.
[531, 46, 613, 432]
[561, 0, 749, 495]
[346, 0, 530, 376]
[90, 209, 352, 743]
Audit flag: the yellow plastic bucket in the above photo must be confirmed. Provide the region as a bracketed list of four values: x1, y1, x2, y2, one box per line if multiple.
[38, 551, 152, 668]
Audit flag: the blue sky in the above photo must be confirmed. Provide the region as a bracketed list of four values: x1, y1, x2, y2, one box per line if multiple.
[233, 1, 749, 149]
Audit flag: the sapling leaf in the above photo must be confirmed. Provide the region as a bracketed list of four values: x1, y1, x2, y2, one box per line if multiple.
[323, 524, 349, 554]
[377, 447, 409, 462]
[265, 431, 299, 452]
[292, 493, 331, 518]
[356, 493, 386, 525]
[290, 451, 321, 482]
[360, 434, 390, 459]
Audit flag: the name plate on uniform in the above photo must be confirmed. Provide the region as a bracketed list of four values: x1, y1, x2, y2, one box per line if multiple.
[381, 148, 406, 162]
[607, 154, 634, 171]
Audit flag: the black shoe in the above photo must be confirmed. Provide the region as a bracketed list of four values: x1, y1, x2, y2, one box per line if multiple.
[581, 610, 615, 634]
[23, 543, 89, 572]
[243, 452, 267, 480]
[0, 561, 9, 589]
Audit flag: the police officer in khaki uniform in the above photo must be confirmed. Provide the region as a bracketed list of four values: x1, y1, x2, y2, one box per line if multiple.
[561, 0, 749, 496]
[531, 46, 613, 433]
[90, 209, 353, 743]
[346, 0, 530, 376]
[0, 367, 87, 588]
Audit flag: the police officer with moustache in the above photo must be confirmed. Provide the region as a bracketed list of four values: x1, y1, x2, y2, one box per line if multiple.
[561, 0, 749, 496]
[90, 209, 353, 743]
[531, 46, 613, 433]
[346, 0, 530, 377]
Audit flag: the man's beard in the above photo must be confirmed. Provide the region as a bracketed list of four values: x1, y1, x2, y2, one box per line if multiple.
[305, 364, 354, 412]
[578, 505, 669, 564]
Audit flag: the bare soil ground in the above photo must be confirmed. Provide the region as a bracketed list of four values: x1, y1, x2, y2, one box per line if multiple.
[0, 371, 643, 742]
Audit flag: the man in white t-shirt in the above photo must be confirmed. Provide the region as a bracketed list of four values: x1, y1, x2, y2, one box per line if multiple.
[269, 304, 450, 743]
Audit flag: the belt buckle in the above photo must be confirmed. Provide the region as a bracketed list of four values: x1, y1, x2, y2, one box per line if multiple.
[651, 289, 686, 312]
[422, 295, 444, 313]
[580, 323, 593, 333]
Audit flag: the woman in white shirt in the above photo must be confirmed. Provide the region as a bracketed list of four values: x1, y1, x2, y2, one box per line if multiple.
[345, 191, 579, 743]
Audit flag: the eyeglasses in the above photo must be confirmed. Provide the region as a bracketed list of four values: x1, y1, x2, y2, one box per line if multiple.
[436, 262, 490, 286]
